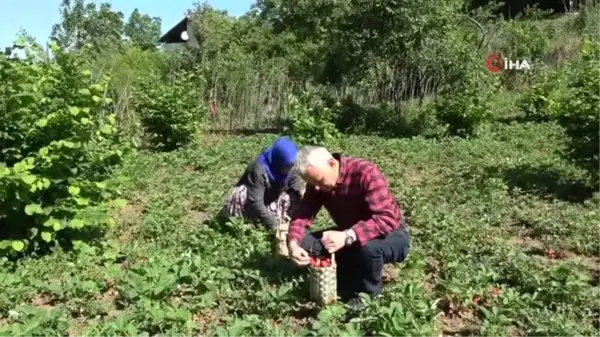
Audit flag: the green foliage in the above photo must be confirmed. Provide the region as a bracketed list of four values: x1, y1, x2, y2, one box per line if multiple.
[434, 85, 491, 138]
[518, 63, 569, 122]
[556, 39, 600, 183]
[573, 2, 600, 41]
[498, 16, 553, 61]
[333, 98, 439, 138]
[0, 38, 125, 255]
[50, 0, 161, 53]
[433, 41, 501, 137]
[282, 92, 340, 146]
[124, 9, 162, 51]
[133, 69, 207, 151]
[519, 39, 599, 182]
[2, 122, 598, 335]
[1, 1, 599, 334]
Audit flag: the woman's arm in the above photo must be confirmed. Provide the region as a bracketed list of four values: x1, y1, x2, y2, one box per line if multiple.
[245, 167, 278, 229]
[287, 171, 305, 198]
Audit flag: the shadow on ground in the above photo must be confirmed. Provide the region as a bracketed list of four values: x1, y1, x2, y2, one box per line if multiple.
[485, 163, 596, 203]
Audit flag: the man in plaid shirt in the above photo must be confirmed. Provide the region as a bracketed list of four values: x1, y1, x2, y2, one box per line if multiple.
[287, 146, 410, 308]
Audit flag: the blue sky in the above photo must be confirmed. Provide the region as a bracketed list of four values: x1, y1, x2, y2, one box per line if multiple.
[0, 0, 255, 49]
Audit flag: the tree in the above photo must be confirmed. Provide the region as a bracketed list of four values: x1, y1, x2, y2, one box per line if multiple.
[124, 9, 161, 51]
[50, 0, 125, 53]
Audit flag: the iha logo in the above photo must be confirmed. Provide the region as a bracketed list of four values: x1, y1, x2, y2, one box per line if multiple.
[485, 53, 532, 73]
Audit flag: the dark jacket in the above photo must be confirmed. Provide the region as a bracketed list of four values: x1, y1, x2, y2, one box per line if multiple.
[236, 160, 303, 229]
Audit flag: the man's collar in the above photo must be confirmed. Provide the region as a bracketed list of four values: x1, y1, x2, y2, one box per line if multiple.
[333, 153, 346, 186]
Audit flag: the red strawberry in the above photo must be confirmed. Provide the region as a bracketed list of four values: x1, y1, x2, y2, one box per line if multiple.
[472, 295, 481, 304]
[491, 287, 501, 297]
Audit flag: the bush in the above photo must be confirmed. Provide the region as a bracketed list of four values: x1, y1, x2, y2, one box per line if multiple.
[282, 92, 340, 146]
[333, 97, 439, 138]
[498, 18, 553, 61]
[518, 65, 569, 122]
[434, 69, 500, 138]
[0, 39, 125, 255]
[573, 2, 600, 41]
[557, 39, 599, 183]
[133, 69, 207, 151]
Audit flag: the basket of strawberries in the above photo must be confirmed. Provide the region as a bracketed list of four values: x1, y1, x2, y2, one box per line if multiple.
[308, 254, 337, 306]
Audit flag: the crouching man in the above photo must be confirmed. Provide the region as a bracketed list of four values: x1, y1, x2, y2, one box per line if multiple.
[287, 146, 410, 309]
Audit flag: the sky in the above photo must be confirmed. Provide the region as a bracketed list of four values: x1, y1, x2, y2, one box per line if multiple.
[0, 0, 255, 49]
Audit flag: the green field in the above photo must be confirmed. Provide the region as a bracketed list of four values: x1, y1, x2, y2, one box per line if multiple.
[1, 120, 598, 336]
[1, 0, 598, 335]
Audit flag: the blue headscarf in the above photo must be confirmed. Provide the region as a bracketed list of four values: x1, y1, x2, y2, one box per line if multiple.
[257, 136, 298, 186]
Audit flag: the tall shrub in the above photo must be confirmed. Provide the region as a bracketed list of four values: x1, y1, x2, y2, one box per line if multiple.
[133, 69, 207, 151]
[557, 39, 599, 184]
[0, 39, 125, 255]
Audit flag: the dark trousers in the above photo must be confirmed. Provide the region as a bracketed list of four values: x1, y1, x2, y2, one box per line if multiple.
[300, 223, 410, 300]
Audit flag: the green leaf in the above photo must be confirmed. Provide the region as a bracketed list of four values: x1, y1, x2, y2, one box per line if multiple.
[92, 96, 101, 103]
[78, 88, 91, 95]
[0, 241, 11, 249]
[69, 106, 80, 116]
[100, 125, 113, 134]
[53, 221, 62, 231]
[95, 182, 107, 189]
[41, 232, 52, 242]
[36, 118, 48, 127]
[68, 186, 81, 196]
[75, 197, 89, 206]
[0, 166, 10, 177]
[43, 217, 60, 228]
[62, 141, 76, 148]
[24, 203, 43, 215]
[71, 219, 84, 229]
[11, 241, 25, 252]
[38, 147, 49, 156]
[81, 117, 90, 125]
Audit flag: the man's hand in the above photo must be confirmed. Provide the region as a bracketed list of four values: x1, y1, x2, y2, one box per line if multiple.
[321, 230, 346, 254]
[288, 241, 310, 266]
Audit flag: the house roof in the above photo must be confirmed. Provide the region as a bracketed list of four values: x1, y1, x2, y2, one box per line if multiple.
[158, 16, 191, 44]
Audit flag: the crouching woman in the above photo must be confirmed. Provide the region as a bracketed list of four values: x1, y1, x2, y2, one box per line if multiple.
[219, 137, 303, 251]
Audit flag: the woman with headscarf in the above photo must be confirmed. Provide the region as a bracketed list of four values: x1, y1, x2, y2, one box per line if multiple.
[219, 137, 304, 248]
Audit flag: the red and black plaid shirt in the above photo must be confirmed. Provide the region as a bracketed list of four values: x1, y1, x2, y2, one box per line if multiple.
[288, 154, 403, 246]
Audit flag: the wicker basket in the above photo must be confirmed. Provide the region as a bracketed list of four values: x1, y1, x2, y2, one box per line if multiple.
[308, 253, 337, 305]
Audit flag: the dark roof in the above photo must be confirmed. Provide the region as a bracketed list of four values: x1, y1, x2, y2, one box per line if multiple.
[158, 16, 191, 44]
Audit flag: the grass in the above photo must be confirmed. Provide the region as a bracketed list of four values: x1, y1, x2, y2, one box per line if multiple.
[0, 120, 598, 336]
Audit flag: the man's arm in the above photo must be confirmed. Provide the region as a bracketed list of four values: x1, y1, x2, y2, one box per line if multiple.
[245, 168, 278, 229]
[351, 165, 401, 245]
[287, 184, 324, 246]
